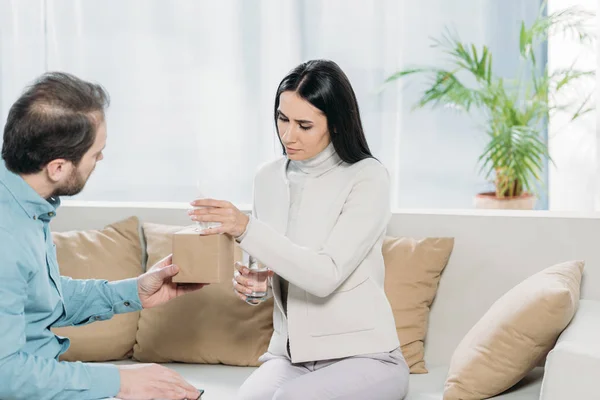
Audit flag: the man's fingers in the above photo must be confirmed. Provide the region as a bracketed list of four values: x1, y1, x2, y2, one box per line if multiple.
[157, 264, 179, 280]
[165, 382, 199, 399]
[179, 382, 201, 399]
[161, 254, 173, 265]
[161, 370, 199, 399]
[148, 254, 173, 272]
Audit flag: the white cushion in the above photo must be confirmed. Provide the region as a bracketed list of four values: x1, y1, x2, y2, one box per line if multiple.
[405, 365, 543, 400]
[540, 299, 600, 400]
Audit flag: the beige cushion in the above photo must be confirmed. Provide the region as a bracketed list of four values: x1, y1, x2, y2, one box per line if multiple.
[133, 223, 273, 366]
[383, 237, 455, 374]
[51, 216, 143, 362]
[444, 260, 584, 400]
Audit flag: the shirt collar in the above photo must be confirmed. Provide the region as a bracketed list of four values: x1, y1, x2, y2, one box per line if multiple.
[0, 161, 61, 221]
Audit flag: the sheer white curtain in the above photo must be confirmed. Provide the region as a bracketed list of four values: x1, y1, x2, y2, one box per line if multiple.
[0, 1, 46, 129]
[43, 0, 302, 205]
[547, 0, 598, 211]
[4, 0, 593, 210]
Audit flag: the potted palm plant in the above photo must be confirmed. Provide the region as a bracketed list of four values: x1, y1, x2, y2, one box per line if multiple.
[383, 4, 595, 209]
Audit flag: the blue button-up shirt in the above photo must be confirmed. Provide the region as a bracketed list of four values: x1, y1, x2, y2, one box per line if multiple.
[0, 161, 143, 400]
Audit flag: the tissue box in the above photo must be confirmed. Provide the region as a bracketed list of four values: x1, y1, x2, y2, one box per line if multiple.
[172, 226, 241, 283]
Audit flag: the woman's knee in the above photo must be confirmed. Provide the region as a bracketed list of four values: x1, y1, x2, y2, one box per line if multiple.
[237, 383, 275, 400]
[237, 376, 281, 400]
[236, 386, 260, 400]
[272, 385, 304, 400]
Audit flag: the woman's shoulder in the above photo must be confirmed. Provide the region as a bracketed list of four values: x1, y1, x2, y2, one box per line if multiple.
[344, 157, 389, 181]
[254, 156, 287, 180]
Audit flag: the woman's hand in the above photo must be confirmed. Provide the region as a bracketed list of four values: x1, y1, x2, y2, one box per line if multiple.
[232, 262, 254, 302]
[233, 262, 274, 305]
[188, 199, 249, 238]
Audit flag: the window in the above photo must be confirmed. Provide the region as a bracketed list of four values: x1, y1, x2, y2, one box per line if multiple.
[1, 0, 596, 210]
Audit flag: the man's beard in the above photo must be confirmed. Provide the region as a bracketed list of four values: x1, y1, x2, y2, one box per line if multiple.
[51, 166, 92, 197]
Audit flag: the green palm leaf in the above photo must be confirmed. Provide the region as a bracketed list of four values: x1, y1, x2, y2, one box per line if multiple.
[381, 4, 595, 198]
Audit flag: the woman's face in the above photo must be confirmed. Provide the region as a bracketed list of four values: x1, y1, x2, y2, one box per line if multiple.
[277, 91, 331, 161]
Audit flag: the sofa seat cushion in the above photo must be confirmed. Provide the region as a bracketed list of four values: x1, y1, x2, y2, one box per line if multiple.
[407, 365, 543, 400]
[102, 362, 542, 399]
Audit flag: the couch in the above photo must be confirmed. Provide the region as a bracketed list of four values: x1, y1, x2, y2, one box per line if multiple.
[51, 204, 600, 400]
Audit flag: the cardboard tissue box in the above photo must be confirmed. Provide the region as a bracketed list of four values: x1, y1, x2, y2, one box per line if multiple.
[172, 226, 242, 283]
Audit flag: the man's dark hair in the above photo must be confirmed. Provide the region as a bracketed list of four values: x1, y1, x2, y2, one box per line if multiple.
[2, 72, 110, 174]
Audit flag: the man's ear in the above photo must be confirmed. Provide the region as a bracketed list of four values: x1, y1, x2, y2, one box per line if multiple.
[45, 159, 72, 183]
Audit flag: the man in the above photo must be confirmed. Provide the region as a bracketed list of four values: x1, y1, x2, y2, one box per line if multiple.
[0, 72, 203, 400]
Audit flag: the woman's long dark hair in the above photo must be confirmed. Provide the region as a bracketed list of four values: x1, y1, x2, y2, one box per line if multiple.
[274, 59, 373, 164]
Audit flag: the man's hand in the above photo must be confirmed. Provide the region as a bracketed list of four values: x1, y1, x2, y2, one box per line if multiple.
[117, 364, 201, 399]
[137, 255, 206, 309]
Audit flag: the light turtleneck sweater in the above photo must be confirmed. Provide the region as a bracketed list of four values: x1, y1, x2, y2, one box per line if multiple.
[281, 142, 342, 313]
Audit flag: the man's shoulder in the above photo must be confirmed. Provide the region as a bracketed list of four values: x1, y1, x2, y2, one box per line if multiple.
[0, 185, 39, 274]
[0, 182, 31, 231]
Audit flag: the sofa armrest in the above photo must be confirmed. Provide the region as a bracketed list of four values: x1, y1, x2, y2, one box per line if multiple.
[539, 299, 600, 400]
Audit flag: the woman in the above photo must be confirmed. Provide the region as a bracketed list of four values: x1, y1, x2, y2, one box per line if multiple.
[189, 60, 409, 400]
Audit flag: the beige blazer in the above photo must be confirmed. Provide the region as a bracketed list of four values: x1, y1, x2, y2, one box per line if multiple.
[238, 156, 399, 363]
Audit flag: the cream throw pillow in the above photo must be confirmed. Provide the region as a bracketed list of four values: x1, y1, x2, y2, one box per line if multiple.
[444, 260, 584, 399]
[51, 216, 144, 362]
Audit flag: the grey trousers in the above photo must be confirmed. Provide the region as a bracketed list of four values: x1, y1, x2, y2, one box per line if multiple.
[236, 348, 409, 400]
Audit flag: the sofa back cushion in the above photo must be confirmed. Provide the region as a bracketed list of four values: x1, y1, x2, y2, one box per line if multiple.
[383, 237, 454, 373]
[386, 212, 600, 367]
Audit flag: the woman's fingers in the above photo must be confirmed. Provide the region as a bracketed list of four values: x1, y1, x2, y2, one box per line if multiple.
[190, 199, 231, 208]
[232, 275, 252, 294]
[234, 268, 251, 286]
[190, 214, 226, 223]
[198, 225, 228, 236]
[235, 281, 252, 295]
[236, 291, 247, 302]
[188, 207, 233, 217]
[234, 262, 250, 275]
[232, 284, 250, 302]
